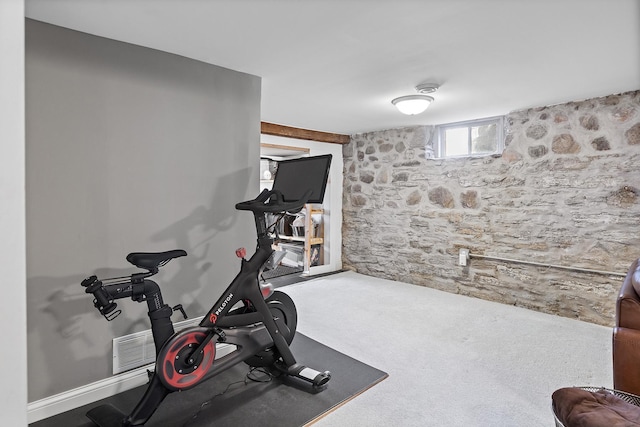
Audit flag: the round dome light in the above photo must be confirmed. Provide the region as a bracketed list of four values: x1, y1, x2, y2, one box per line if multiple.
[391, 95, 434, 115]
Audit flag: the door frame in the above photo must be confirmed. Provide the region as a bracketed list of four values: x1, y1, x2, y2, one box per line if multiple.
[260, 134, 343, 275]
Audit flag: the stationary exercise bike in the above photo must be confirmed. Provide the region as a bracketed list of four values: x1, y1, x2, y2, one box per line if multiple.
[80, 155, 333, 426]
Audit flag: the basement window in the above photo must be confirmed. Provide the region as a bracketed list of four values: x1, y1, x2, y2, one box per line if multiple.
[435, 116, 504, 159]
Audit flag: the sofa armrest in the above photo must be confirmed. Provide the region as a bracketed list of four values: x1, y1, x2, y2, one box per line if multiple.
[613, 327, 640, 395]
[617, 259, 640, 329]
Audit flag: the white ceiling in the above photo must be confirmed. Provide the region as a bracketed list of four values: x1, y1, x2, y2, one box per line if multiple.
[26, 0, 640, 135]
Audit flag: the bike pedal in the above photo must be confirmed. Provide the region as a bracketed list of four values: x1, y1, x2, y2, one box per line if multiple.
[298, 367, 331, 387]
[313, 371, 332, 387]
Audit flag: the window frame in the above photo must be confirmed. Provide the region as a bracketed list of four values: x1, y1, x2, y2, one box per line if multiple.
[435, 116, 504, 159]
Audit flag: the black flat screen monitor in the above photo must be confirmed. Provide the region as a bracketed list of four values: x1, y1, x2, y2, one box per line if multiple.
[271, 154, 332, 204]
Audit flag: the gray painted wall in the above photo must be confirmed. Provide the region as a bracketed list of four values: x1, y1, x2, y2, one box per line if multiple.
[26, 20, 260, 401]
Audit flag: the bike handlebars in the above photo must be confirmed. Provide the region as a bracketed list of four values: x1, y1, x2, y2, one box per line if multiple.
[235, 189, 313, 214]
[82, 275, 121, 321]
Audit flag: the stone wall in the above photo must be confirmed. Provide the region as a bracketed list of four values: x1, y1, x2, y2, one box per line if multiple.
[342, 90, 640, 326]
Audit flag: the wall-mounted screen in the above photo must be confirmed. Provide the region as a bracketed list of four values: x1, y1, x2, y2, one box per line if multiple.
[271, 154, 332, 204]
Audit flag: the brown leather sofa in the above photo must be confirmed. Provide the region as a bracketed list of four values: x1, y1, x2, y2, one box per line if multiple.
[613, 258, 640, 395]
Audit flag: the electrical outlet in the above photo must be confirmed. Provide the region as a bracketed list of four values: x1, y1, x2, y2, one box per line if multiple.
[459, 248, 469, 266]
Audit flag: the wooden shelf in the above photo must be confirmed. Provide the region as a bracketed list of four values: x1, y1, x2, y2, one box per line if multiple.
[278, 235, 322, 245]
[279, 235, 305, 243]
[272, 204, 326, 273]
[304, 204, 325, 271]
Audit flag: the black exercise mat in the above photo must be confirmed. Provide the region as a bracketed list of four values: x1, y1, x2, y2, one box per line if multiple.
[31, 334, 388, 427]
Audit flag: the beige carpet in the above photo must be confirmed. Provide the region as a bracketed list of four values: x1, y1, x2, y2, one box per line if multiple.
[282, 271, 612, 427]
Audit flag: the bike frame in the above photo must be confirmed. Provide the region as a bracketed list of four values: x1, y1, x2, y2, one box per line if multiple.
[199, 210, 297, 367]
[83, 184, 331, 427]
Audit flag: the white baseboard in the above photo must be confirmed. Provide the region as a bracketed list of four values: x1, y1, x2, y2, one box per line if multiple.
[27, 343, 236, 423]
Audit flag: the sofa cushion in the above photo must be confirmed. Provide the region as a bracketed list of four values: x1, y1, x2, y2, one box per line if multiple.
[552, 387, 640, 427]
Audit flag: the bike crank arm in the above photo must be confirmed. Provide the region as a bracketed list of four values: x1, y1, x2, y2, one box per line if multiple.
[185, 330, 216, 366]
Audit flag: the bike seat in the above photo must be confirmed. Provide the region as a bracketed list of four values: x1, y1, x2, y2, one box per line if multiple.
[126, 250, 187, 271]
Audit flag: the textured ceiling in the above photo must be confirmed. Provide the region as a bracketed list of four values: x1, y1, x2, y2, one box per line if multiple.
[26, 0, 640, 135]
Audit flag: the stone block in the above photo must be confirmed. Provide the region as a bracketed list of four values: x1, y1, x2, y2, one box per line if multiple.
[626, 122, 640, 145]
[406, 190, 422, 206]
[359, 171, 375, 184]
[428, 186, 455, 208]
[552, 133, 581, 154]
[591, 136, 610, 151]
[579, 115, 599, 131]
[526, 124, 548, 140]
[392, 172, 409, 182]
[528, 145, 548, 158]
[606, 185, 638, 207]
[460, 190, 479, 209]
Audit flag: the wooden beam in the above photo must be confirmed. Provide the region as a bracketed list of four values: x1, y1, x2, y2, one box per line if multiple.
[260, 143, 310, 153]
[261, 122, 350, 144]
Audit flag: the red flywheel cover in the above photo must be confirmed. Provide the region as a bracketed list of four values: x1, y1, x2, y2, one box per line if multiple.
[157, 328, 215, 391]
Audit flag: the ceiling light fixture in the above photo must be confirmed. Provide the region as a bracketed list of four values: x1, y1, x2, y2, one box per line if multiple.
[392, 83, 439, 115]
[391, 95, 434, 115]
